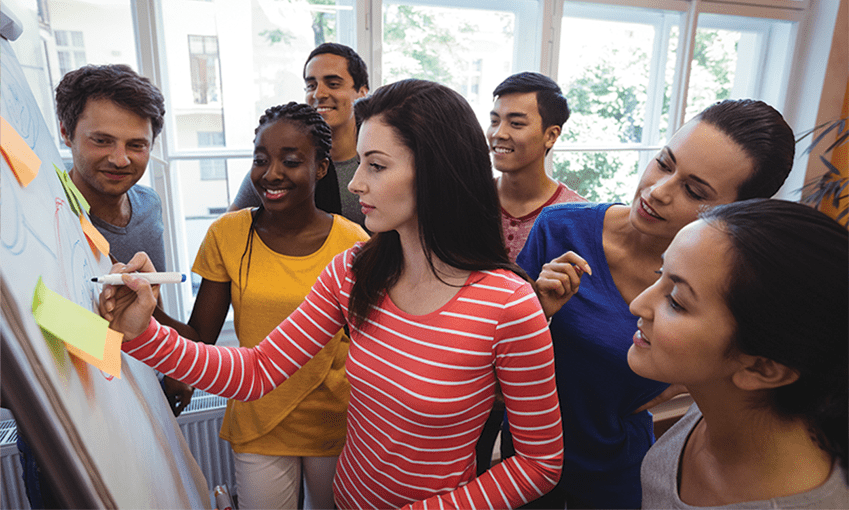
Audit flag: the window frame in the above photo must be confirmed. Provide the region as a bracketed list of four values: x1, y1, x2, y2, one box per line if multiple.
[122, 0, 829, 319]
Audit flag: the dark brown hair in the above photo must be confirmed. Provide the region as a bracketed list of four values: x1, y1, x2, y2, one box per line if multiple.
[55, 64, 165, 140]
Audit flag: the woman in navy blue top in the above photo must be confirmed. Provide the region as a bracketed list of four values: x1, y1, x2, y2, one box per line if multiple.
[512, 99, 796, 509]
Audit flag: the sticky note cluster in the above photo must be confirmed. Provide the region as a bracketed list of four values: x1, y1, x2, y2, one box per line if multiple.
[32, 277, 123, 378]
[53, 164, 110, 259]
[1, 116, 41, 186]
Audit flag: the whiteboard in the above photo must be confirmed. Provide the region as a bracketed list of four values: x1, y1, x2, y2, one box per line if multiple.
[0, 36, 210, 509]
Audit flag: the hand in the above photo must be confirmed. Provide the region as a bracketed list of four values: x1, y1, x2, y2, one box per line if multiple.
[632, 384, 688, 414]
[98, 252, 160, 341]
[535, 251, 592, 319]
[161, 376, 195, 417]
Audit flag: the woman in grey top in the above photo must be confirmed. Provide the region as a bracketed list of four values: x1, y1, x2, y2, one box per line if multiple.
[627, 199, 848, 509]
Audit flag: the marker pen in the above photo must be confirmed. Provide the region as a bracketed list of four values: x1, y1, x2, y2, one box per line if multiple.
[91, 272, 186, 285]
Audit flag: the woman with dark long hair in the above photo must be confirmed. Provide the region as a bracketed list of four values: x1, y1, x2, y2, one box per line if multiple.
[100, 80, 562, 509]
[513, 99, 796, 509]
[633, 199, 848, 508]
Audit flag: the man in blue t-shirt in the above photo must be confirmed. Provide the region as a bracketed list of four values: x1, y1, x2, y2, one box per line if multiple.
[16, 64, 192, 509]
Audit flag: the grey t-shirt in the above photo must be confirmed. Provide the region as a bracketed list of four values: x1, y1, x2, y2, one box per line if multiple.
[230, 156, 365, 227]
[641, 404, 849, 509]
[89, 184, 167, 272]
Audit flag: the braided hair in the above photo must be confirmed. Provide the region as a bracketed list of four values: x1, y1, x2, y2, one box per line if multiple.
[239, 102, 341, 292]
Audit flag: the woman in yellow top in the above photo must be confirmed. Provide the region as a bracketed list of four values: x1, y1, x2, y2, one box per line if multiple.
[184, 103, 368, 509]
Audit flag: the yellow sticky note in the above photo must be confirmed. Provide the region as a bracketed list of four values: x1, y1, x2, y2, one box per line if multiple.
[32, 277, 108, 361]
[1, 116, 41, 186]
[80, 214, 110, 258]
[66, 328, 123, 379]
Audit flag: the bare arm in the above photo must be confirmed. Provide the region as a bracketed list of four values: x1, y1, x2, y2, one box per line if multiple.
[186, 279, 231, 345]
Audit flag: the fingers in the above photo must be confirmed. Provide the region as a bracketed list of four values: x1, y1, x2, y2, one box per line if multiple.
[534, 251, 591, 318]
[126, 251, 158, 273]
[122, 273, 158, 310]
[550, 251, 592, 276]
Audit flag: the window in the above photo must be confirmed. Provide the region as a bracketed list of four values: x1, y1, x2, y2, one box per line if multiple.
[189, 35, 222, 104]
[381, 0, 542, 125]
[197, 131, 227, 180]
[552, 1, 798, 203]
[55, 30, 86, 77]
[7, 0, 834, 324]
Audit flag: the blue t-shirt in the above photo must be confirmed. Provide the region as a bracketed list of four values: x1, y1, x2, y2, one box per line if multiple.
[517, 202, 668, 508]
[89, 184, 166, 271]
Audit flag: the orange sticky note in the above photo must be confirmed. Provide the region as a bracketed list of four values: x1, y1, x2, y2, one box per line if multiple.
[80, 214, 110, 258]
[1, 116, 41, 186]
[66, 328, 123, 379]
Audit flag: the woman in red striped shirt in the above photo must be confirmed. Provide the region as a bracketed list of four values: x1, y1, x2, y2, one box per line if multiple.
[101, 79, 563, 510]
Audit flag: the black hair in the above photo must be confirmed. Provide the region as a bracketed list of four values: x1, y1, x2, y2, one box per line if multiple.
[347, 79, 527, 328]
[55, 64, 166, 141]
[493, 72, 570, 131]
[695, 99, 794, 200]
[701, 199, 848, 472]
[304, 43, 369, 92]
[240, 102, 341, 291]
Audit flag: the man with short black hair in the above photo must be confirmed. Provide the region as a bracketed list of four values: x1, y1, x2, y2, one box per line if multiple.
[487, 71, 584, 261]
[230, 43, 369, 226]
[477, 71, 585, 482]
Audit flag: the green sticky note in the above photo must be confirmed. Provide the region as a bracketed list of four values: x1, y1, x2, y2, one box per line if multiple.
[32, 277, 108, 360]
[54, 164, 81, 215]
[53, 164, 90, 214]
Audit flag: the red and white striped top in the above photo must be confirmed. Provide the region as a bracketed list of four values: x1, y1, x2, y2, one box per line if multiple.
[123, 246, 563, 509]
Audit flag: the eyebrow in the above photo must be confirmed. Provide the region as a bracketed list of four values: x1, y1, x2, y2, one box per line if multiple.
[664, 147, 718, 194]
[490, 111, 530, 120]
[363, 150, 390, 158]
[89, 131, 150, 144]
[305, 74, 345, 82]
[669, 273, 697, 300]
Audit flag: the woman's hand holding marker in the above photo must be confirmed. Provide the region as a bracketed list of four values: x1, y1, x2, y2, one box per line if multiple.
[535, 250, 592, 319]
[98, 251, 160, 341]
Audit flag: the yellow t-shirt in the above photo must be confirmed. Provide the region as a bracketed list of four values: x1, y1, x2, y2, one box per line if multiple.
[192, 209, 369, 455]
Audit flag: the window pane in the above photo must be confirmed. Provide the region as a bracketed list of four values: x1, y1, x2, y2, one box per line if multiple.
[381, 2, 517, 125]
[559, 2, 679, 147]
[685, 14, 794, 121]
[551, 150, 646, 203]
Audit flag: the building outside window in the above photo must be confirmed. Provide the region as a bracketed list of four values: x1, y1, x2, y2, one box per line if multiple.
[189, 35, 222, 105]
[55, 29, 86, 77]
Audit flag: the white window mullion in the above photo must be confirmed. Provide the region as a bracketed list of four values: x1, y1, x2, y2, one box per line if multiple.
[667, 0, 699, 135]
[358, 0, 382, 87]
[133, 0, 192, 321]
[540, 0, 562, 77]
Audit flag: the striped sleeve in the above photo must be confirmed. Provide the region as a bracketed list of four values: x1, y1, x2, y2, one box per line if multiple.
[122, 248, 354, 401]
[407, 278, 563, 509]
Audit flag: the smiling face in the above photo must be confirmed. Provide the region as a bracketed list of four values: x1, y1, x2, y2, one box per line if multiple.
[348, 118, 417, 235]
[486, 92, 558, 175]
[62, 97, 153, 201]
[304, 53, 367, 132]
[251, 119, 328, 213]
[627, 220, 741, 387]
[630, 120, 754, 240]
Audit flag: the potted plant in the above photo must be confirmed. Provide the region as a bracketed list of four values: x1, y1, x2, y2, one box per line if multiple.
[798, 118, 848, 227]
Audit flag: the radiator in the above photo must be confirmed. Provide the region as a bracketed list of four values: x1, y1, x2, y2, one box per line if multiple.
[0, 391, 234, 510]
[0, 420, 27, 510]
[176, 391, 237, 495]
